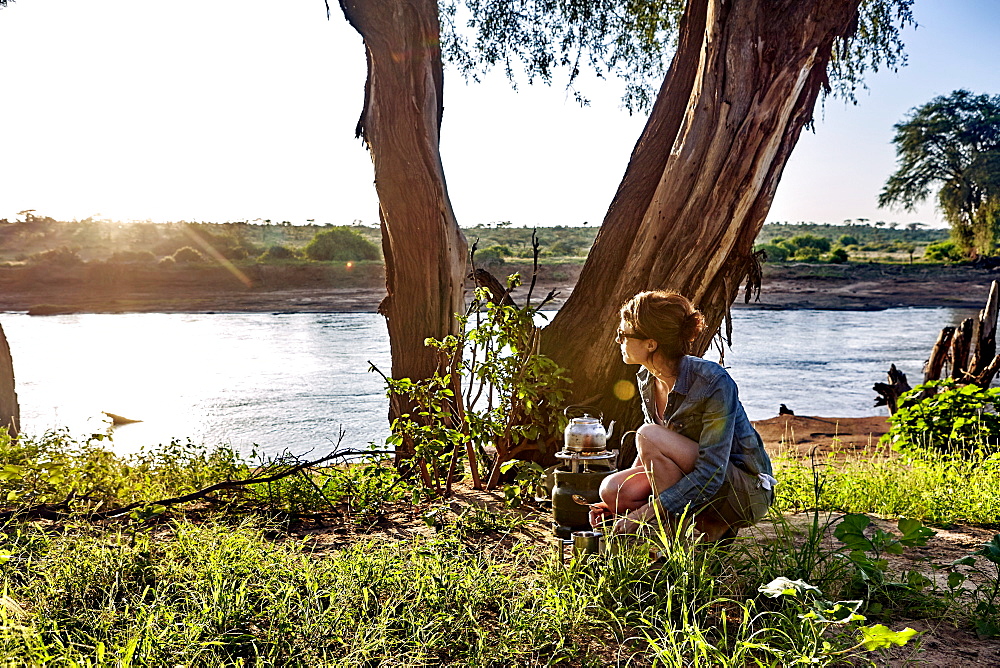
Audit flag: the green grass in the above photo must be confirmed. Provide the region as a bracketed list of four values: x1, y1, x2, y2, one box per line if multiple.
[773, 446, 1000, 526]
[0, 431, 997, 665]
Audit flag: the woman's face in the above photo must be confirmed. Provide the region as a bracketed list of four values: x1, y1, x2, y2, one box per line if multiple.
[617, 318, 653, 365]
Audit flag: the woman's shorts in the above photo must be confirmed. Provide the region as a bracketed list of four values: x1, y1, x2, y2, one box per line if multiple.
[697, 464, 773, 529]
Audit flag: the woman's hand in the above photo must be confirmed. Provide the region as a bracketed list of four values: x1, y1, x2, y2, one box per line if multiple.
[588, 501, 612, 528]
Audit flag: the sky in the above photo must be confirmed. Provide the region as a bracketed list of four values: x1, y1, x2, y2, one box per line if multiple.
[1, 0, 998, 229]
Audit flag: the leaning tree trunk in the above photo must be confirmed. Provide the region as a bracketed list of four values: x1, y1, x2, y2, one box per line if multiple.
[542, 0, 862, 460]
[0, 321, 19, 439]
[339, 0, 468, 457]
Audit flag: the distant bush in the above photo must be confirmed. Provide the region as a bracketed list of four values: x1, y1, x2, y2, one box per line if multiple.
[259, 245, 299, 261]
[754, 243, 788, 262]
[837, 234, 859, 246]
[109, 250, 157, 263]
[547, 241, 580, 256]
[782, 234, 831, 253]
[828, 247, 849, 263]
[29, 247, 83, 265]
[472, 246, 505, 268]
[304, 228, 380, 262]
[923, 240, 965, 263]
[171, 247, 205, 264]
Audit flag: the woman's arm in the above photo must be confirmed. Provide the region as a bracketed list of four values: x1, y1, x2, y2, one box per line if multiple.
[655, 374, 737, 514]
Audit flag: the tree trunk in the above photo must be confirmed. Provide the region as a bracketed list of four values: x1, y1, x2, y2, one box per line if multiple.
[542, 0, 862, 456]
[0, 321, 18, 440]
[339, 0, 468, 456]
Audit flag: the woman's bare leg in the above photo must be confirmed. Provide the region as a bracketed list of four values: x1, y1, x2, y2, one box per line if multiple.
[599, 423, 699, 515]
[635, 423, 699, 496]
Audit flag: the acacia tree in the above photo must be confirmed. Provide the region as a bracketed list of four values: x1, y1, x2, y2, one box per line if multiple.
[337, 0, 913, 457]
[879, 90, 1000, 257]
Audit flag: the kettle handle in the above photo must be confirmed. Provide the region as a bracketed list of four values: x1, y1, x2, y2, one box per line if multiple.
[564, 404, 604, 420]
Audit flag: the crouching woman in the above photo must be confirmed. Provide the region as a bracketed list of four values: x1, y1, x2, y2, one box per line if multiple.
[590, 290, 776, 541]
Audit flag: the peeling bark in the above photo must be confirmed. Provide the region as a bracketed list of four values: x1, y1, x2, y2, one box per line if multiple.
[542, 0, 862, 455]
[339, 0, 468, 451]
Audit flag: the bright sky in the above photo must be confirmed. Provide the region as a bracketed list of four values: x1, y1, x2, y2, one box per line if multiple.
[1, 0, 998, 229]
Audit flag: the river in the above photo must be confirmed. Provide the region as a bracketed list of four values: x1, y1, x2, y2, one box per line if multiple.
[0, 308, 975, 456]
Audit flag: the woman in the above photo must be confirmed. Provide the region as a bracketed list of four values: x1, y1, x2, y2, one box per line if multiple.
[589, 290, 775, 540]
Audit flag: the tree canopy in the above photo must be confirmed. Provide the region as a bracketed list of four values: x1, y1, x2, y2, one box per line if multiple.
[879, 90, 1000, 256]
[438, 0, 914, 111]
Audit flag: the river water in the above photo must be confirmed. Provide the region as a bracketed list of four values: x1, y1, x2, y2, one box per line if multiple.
[0, 308, 976, 457]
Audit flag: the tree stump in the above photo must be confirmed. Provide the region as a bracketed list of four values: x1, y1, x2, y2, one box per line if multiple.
[0, 321, 19, 439]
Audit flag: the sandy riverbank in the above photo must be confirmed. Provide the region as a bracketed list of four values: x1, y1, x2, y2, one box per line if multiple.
[0, 260, 997, 315]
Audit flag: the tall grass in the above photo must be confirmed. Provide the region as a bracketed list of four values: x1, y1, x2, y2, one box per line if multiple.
[773, 446, 1000, 525]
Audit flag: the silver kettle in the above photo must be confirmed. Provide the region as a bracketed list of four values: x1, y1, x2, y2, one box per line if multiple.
[563, 410, 615, 453]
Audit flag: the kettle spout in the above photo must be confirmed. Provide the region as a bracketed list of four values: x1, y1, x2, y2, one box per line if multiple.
[606, 420, 615, 440]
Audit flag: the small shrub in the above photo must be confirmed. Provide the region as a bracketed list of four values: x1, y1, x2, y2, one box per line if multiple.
[259, 244, 299, 261]
[171, 246, 205, 264]
[923, 240, 965, 262]
[783, 234, 831, 254]
[828, 248, 849, 263]
[473, 246, 505, 267]
[304, 228, 380, 262]
[838, 234, 859, 246]
[29, 246, 83, 265]
[755, 243, 788, 262]
[885, 379, 1000, 454]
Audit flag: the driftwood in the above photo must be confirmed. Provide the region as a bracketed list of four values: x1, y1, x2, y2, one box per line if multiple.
[873, 364, 912, 414]
[923, 326, 955, 384]
[880, 280, 1000, 414]
[949, 318, 975, 380]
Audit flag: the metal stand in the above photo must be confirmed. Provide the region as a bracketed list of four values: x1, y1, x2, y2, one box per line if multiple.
[553, 449, 619, 473]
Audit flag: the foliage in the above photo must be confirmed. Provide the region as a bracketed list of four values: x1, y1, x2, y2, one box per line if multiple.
[754, 242, 788, 262]
[441, 0, 914, 112]
[880, 90, 1000, 256]
[885, 379, 1000, 454]
[829, 247, 849, 263]
[923, 239, 965, 262]
[381, 273, 571, 492]
[304, 227, 381, 262]
[28, 246, 82, 265]
[171, 246, 206, 264]
[258, 244, 300, 261]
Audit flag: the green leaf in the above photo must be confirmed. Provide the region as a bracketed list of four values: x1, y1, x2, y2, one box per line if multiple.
[974, 534, 1000, 565]
[858, 624, 917, 650]
[898, 518, 936, 546]
[834, 514, 874, 552]
[947, 571, 966, 589]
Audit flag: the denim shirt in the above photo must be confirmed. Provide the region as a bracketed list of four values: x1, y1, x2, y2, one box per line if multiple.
[636, 355, 773, 514]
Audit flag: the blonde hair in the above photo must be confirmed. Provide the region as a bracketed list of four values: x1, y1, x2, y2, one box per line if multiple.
[619, 290, 706, 358]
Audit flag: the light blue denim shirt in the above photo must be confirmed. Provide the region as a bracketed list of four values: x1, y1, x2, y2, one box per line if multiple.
[636, 355, 773, 514]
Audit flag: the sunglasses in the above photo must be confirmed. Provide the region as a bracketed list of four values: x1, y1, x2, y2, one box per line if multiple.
[615, 328, 645, 344]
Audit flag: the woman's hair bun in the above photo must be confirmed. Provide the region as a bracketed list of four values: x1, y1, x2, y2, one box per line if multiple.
[682, 310, 706, 342]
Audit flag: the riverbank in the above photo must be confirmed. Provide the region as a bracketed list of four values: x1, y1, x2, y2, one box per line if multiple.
[0, 260, 996, 315]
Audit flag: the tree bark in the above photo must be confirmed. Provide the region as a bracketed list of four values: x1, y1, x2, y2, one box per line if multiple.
[542, 0, 862, 453]
[0, 321, 18, 439]
[339, 0, 468, 455]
